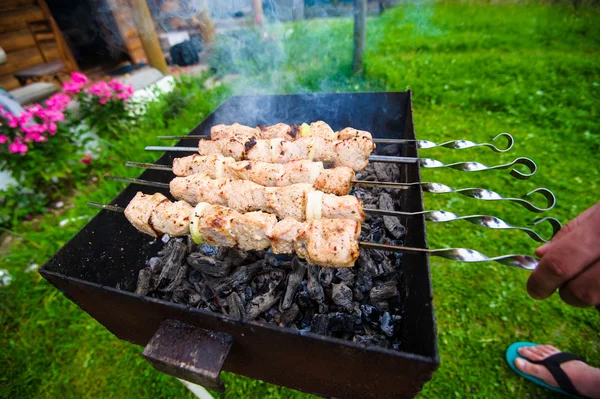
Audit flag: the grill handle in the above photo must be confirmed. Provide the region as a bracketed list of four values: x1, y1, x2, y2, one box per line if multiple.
[142, 319, 233, 392]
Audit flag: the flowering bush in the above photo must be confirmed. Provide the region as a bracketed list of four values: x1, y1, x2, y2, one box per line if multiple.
[62, 72, 136, 138]
[0, 93, 89, 196]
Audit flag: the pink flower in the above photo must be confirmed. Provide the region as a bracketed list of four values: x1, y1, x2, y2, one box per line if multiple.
[99, 98, 107, 104]
[63, 81, 84, 94]
[48, 122, 57, 135]
[117, 91, 131, 100]
[8, 117, 18, 128]
[46, 94, 71, 111]
[71, 72, 89, 84]
[9, 140, 28, 155]
[81, 153, 92, 164]
[0, 135, 7, 144]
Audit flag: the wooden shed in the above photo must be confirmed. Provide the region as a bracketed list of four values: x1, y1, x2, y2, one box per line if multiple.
[0, 0, 148, 91]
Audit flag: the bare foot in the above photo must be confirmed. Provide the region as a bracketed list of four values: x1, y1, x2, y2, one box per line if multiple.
[515, 345, 600, 398]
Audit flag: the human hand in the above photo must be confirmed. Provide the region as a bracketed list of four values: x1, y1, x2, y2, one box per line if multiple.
[527, 201, 600, 307]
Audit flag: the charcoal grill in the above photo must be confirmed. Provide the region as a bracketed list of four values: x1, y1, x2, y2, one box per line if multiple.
[40, 92, 439, 398]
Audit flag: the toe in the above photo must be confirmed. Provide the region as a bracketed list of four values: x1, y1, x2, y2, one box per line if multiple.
[515, 358, 558, 387]
[519, 346, 546, 361]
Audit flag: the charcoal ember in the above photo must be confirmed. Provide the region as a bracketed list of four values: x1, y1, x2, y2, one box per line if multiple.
[370, 281, 399, 302]
[265, 252, 292, 268]
[156, 240, 187, 288]
[251, 271, 272, 294]
[281, 258, 307, 310]
[369, 250, 396, 276]
[214, 260, 268, 294]
[307, 265, 325, 305]
[357, 250, 389, 278]
[380, 311, 401, 337]
[374, 301, 389, 313]
[188, 270, 203, 284]
[135, 268, 153, 296]
[164, 263, 188, 292]
[360, 304, 381, 327]
[319, 268, 334, 287]
[335, 269, 355, 286]
[199, 243, 219, 257]
[328, 312, 357, 333]
[331, 283, 354, 312]
[277, 303, 300, 327]
[374, 162, 400, 183]
[147, 256, 162, 273]
[188, 292, 203, 307]
[378, 193, 406, 240]
[226, 292, 246, 319]
[296, 281, 312, 308]
[172, 286, 190, 304]
[368, 218, 385, 242]
[353, 286, 364, 301]
[310, 314, 329, 335]
[187, 253, 233, 278]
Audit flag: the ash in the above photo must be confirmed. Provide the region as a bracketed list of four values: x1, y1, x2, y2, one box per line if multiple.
[135, 151, 406, 350]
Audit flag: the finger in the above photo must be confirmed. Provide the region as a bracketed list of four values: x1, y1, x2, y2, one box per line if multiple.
[558, 259, 600, 308]
[527, 214, 600, 300]
[536, 201, 600, 257]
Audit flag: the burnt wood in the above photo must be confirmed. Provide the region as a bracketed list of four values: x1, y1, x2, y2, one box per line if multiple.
[40, 92, 439, 399]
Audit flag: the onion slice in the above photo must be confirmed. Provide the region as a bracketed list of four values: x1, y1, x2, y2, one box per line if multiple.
[307, 137, 317, 161]
[305, 190, 323, 222]
[214, 158, 224, 179]
[189, 202, 211, 244]
[309, 162, 324, 184]
[298, 123, 310, 137]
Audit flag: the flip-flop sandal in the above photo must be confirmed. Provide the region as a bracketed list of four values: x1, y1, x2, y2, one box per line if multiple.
[506, 342, 590, 398]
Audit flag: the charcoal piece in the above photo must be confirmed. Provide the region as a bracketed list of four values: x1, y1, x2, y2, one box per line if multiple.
[188, 270, 203, 284]
[379, 311, 401, 337]
[356, 271, 373, 293]
[172, 286, 189, 304]
[378, 193, 405, 240]
[164, 264, 188, 292]
[370, 281, 399, 302]
[296, 282, 312, 309]
[156, 241, 188, 289]
[310, 314, 329, 335]
[335, 269, 355, 286]
[360, 304, 381, 327]
[379, 144, 401, 156]
[328, 312, 356, 333]
[331, 283, 354, 312]
[307, 265, 325, 304]
[374, 301, 389, 313]
[374, 162, 400, 182]
[251, 271, 272, 294]
[278, 303, 300, 327]
[319, 268, 334, 287]
[246, 289, 282, 320]
[216, 247, 253, 266]
[281, 259, 307, 310]
[199, 243, 219, 257]
[226, 292, 246, 319]
[353, 286, 364, 301]
[188, 292, 203, 307]
[353, 333, 390, 349]
[135, 268, 153, 296]
[187, 253, 233, 278]
[357, 251, 388, 278]
[214, 260, 268, 294]
[147, 257, 162, 273]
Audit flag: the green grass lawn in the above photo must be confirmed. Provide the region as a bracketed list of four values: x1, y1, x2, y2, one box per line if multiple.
[2, 2, 600, 398]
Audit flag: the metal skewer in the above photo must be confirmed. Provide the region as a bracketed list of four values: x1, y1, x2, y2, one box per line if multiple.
[354, 181, 556, 213]
[124, 162, 554, 212]
[155, 133, 514, 152]
[105, 175, 559, 242]
[87, 201, 540, 270]
[143, 146, 536, 180]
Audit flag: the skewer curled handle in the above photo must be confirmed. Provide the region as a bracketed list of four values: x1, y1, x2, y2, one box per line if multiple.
[360, 242, 539, 271]
[418, 157, 537, 180]
[387, 133, 514, 153]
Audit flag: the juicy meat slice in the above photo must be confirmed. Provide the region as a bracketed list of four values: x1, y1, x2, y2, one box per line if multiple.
[301, 219, 361, 267]
[334, 135, 375, 171]
[170, 174, 231, 206]
[125, 192, 169, 237]
[197, 138, 225, 156]
[260, 123, 293, 140]
[314, 167, 354, 196]
[277, 160, 313, 186]
[197, 205, 238, 247]
[310, 136, 337, 163]
[152, 199, 193, 237]
[172, 154, 234, 177]
[274, 139, 310, 163]
[230, 211, 277, 251]
[211, 123, 260, 140]
[268, 218, 306, 254]
[245, 139, 271, 162]
[227, 180, 269, 213]
[321, 194, 365, 222]
[226, 160, 285, 187]
[337, 127, 373, 141]
[219, 135, 249, 159]
[309, 121, 336, 139]
[266, 183, 313, 221]
[125, 192, 192, 237]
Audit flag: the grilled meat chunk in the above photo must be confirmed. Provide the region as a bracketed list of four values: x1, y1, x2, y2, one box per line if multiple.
[211, 123, 260, 140]
[268, 218, 306, 254]
[125, 192, 192, 237]
[314, 167, 354, 196]
[301, 219, 361, 267]
[231, 211, 277, 251]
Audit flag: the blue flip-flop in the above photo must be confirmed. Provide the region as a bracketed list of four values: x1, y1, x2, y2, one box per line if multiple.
[506, 342, 589, 398]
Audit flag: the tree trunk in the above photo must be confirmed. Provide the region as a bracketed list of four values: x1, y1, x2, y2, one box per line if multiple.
[130, 0, 168, 75]
[353, 0, 367, 74]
